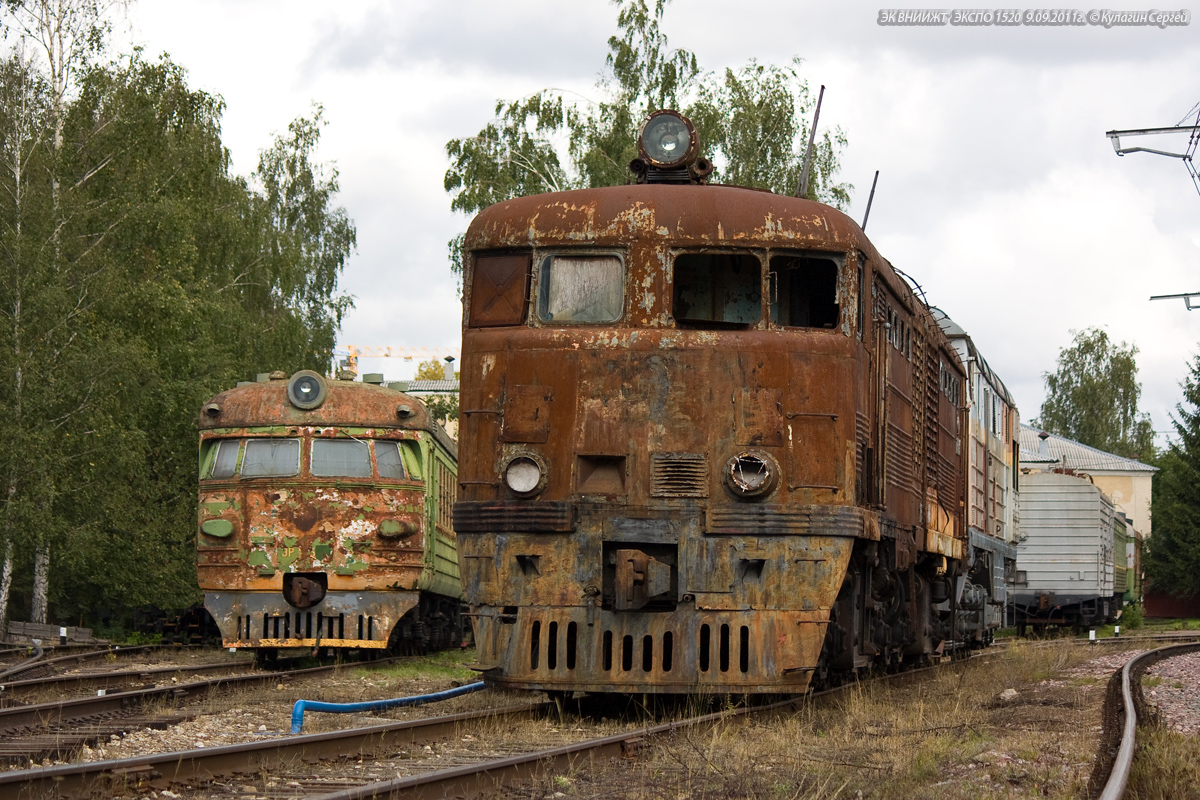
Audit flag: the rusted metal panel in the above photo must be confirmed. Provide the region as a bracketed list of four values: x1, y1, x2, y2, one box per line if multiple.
[197, 452, 429, 590]
[205, 590, 417, 649]
[470, 254, 531, 327]
[501, 385, 553, 443]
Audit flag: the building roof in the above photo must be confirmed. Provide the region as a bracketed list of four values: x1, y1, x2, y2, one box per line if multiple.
[1018, 447, 1059, 465]
[389, 379, 460, 394]
[1018, 424, 1158, 473]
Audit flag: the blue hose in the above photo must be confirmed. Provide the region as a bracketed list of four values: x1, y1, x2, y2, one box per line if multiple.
[290, 681, 487, 733]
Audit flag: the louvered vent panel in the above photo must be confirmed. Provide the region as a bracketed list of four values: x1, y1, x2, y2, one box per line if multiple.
[651, 453, 708, 498]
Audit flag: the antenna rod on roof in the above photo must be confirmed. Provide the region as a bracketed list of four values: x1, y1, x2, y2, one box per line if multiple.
[796, 85, 825, 198]
[861, 170, 880, 231]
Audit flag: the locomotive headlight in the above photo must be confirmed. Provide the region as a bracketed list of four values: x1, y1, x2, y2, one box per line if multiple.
[504, 456, 544, 496]
[637, 110, 699, 169]
[287, 370, 328, 410]
[723, 452, 779, 498]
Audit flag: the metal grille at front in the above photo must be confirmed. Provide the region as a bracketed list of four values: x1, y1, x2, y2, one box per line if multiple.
[236, 611, 376, 643]
[651, 452, 708, 498]
[517, 611, 761, 684]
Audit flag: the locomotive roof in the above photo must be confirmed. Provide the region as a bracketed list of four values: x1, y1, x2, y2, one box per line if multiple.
[466, 183, 873, 253]
[199, 378, 458, 458]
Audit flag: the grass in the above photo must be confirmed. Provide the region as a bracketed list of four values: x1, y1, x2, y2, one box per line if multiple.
[520, 641, 1129, 800]
[1126, 725, 1200, 800]
[1139, 616, 1200, 632]
[352, 647, 478, 683]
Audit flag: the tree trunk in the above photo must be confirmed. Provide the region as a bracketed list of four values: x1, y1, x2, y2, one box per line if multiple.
[0, 539, 13, 641]
[31, 541, 49, 624]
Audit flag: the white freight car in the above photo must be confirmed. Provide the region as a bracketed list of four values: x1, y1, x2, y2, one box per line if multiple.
[1011, 471, 1118, 633]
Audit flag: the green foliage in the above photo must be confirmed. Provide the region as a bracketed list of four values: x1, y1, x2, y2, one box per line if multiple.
[689, 58, 851, 201]
[422, 393, 459, 427]
[1036, 328, 1155, 460]
[443, 0, 850, 272]
[1145, 354, 1200, 597]
[1120, 602, 1143, 629]
[414, 359, 450, 380]
[0, 43, 355, 626]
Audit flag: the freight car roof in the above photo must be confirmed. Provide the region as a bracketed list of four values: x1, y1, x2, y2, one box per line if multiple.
[198, 378, 457, 458]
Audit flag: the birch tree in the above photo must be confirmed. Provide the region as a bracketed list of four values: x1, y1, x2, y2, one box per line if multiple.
[0, 0, 127, 625]
[1036, 328, 1156, 460]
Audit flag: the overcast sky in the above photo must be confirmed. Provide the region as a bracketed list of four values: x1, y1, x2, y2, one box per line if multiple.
[130, 1, 1200, 446]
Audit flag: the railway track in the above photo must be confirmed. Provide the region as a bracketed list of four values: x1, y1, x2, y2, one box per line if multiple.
[0, 657, 402, 765]
[0, 643, 200, 683]
[1091, 641, 1200, 800]
[0, 638, 1191, 798]
[0, 649, 982, 798]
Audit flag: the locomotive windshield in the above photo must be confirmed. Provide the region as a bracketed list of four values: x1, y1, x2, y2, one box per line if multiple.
[210, 439, 239, 479]
[241, 439, 301, 477]
[536, 254, 623, 323]
[672, 253, 761, 328]
[375, 441, 407, 479]
[769, 255, 840, 328]
[204, 437, 418, 480]
[311, 439, 371, 478]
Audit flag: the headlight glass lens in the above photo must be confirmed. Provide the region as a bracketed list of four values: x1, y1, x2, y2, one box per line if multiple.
[505, 457, 542, 495]
[287, 370, 328, 410]
[640, 112, 693, 167]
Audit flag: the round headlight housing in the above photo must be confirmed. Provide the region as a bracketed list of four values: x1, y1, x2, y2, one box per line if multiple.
[287, 370, 328, 410]
[724, 452, 778, 498]
[637, 110, 699, 169]
[504, 456, 544, 496]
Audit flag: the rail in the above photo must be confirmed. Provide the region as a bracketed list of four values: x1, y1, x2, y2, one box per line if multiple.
[1094, 641, 1200, 800]
[0, 702, 540, 796]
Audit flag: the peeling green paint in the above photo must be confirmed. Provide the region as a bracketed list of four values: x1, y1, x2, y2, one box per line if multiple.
[335, 556, 370, 576]
[200, 519, 234, 538]
[201, 501, 232, 515]
[277, 546, 300, 569]
[282, 536, 299, 548]
[250, 535, 272, 545]
[313, 542, 333, 561]
[248, 551, 271, 567]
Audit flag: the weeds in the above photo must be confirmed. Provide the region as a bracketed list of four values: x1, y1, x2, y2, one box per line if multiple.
[522, 643, 1115, 799]
[1126, 725, 1200, 800]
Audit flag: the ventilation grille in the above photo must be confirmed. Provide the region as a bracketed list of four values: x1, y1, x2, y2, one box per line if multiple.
[453, 501, 573, 532]
[651, 453, 708, 498]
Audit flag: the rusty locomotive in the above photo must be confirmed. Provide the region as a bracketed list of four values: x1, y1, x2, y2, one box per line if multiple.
[453, 110, 1018, 695]
[197, 370, 463, 656]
